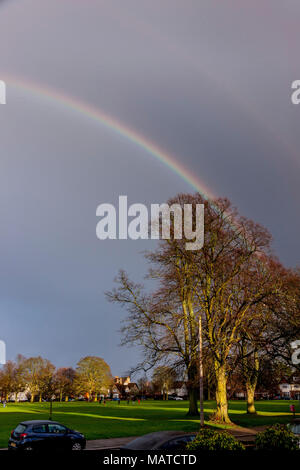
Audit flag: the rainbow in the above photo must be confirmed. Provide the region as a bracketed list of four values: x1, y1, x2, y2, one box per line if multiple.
[2, 75, 267, 251]
[3, 74, 217, 201]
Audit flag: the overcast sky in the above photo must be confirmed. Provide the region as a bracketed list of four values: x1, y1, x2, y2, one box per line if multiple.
[0, 0, 299, 376]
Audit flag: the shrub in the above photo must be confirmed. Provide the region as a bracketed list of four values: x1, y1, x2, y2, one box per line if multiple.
[186, 428, 245, 451]
[255, 424, 299, 451]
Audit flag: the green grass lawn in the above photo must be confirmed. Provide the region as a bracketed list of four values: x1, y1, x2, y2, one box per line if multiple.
[0, 399, 299, 448]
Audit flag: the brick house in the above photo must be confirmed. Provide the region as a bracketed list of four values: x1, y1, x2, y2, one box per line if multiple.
[111, 376, 139, 399]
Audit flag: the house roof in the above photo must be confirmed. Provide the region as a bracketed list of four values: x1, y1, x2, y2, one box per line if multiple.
[113, 382, 138, 393]
[128, 383, 138, 389]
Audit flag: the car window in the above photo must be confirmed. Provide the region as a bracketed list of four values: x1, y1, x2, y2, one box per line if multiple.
[48, 424, 66, 434]
[32, 424, 48, 433]
[14, 424, 27, 434]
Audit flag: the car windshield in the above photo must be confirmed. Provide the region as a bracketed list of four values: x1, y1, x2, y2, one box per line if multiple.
[14, 424, 26, 434]
[125, 433, 183, 450]
[125, 435, 164, 449]
[159, 435, 195, 450]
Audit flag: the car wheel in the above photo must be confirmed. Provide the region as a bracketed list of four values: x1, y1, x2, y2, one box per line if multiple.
[71, 442, 82, 451]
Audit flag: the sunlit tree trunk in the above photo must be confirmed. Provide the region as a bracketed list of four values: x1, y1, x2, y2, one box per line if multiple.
[246, 384, 256, 414]
[213, 363, 231, 424]
[245, 351, 259, 414]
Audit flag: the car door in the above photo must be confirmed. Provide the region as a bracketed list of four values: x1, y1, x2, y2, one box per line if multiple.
[47, 423, 68, 450]
[31, 424, 51, 451]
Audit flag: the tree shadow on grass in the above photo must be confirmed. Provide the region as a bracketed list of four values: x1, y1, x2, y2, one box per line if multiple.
[232, 413, 294, 428]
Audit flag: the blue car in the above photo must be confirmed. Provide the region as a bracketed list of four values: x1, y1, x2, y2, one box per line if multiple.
[8, 420, 86, 451]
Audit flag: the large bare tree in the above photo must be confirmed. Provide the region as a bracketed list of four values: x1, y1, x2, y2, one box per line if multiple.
[75, 356, 112, 401]
[22, 356, 55, 402]
[107, 193, 287, 421]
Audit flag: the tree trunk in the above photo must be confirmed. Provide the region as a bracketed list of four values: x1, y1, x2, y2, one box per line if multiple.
[31, 394, 35, 403]
[60, 391, 62, 402]
[186, 364, 199, 416]
[187, 386, 198, 416]
[245, 351, 259, 414]
[15, 392, 18, 403]
[246, 383, 256, 414]
[213, 363, 231, 423]
[39, 393, 42, 403]
[65, 396, 69, 402]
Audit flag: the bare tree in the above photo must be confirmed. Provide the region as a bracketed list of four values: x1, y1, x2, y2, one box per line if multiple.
[262, 269, 300, 369]
[22, 356, 55, 402]
[107, 193, 285, 422]
[54, 367, 76, 402]
[152, 366, 177, 400]
[75, 356, 112, 401]
[0, 361, 18, 400]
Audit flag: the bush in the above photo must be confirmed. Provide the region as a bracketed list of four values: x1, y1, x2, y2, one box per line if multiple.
[255, 424, 299, 451]
[186, 428, 245, 451]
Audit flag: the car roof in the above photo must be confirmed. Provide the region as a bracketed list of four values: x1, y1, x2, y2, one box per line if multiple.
[20, 420, 61, 425]
[123, 431, 196, 450]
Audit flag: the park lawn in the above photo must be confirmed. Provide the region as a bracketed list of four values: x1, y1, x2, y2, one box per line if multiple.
[0, 400, 299, 449]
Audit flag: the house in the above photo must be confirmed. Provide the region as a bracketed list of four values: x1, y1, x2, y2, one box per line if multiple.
[111, 376, 139, 399]
[279, 382, 300, 399]
[114, 376, 131, 386]
[168, 381, 188, 398]
[8, 390, 29, 402]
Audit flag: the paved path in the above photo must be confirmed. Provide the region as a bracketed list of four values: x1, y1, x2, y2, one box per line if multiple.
[86, 436, 136, 450]
[227, 426, 259, 443]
